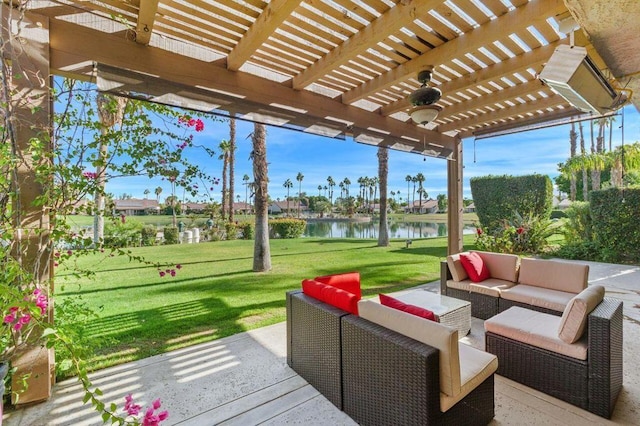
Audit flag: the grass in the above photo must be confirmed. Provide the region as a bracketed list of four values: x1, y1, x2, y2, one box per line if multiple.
[56, 235, 477, 374]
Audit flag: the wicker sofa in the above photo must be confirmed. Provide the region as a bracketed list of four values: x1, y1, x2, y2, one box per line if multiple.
[287, 289, 498, 425]
[440, 252, 589, 319]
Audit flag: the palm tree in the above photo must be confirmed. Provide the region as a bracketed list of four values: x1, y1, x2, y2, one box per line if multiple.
[405, 175, 412, 213]
[143, 189, 150, 199]
[155, 186, 163, 203]
[323, 185, 328, 198]
[283, 178, 293, 216]
[219, 139, 231, 220]
[377, 147, 390, 246]
[415, 172, 426, 212]
[296, 172, 304, 218]
[343, 177, 351, 198]
[243, 173, 250, 212]
[251, 123, 271, 272]
[411, 176, 417, 210]
[317, 185, 322, 196]
[569, 122, 578, 201]
[327, 176, 335, 207]
[579, 122, 588, 200]
[371, 176, 379, 212]
[228, 118, 236, 223]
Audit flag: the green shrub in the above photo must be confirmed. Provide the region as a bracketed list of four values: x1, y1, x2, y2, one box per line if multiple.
[553, 241, 601, 261]
[471, 174, 553, 233]
[239, 222, 254, 240]
[475, 211, 559, 254]
[550, 209, 567, 219]
[104, 219, 143, 248]
[141, 225, 158, 246]
[562, 201, 592, 244]
[163, 226, 179, 244]
[270, 218, 306, 239]
[225, 222, 238, 240]
[590, 187, 640, 262]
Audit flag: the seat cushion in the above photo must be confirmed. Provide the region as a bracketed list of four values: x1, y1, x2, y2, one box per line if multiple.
[485, 307, 587, 360]
[379, 293, 436, 321]
[474, 251, 520, 282]
[469, 278, 516, 297]
[440, 343, 498, 412]
[500, 284, 574, 312]
[315, 271, 361, 299]
[459, 252, 490, 282]
[358, 299, 461, 397]
[558, 285, 605, 343]
[447, 279, 471, 292]
[302, 279, 359, 315]
[446, 253, 469, 282]
[518, 258, 588, 293]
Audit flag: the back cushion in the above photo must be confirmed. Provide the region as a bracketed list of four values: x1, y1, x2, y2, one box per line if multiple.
[302, 279, 359, 315]
[518, 258, 589, 293]
[446, 253, 469, 282]
[558, 285, 605, 343]
[315, 271, 361, 299]
[379, 293, 437, 321]
[474, 251, 519, 282]
[459, 252, 490, 283]
[358, 299, 461, 397]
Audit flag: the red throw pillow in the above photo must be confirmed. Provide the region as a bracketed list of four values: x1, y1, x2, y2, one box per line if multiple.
[459, 252, 490, 282]
[379, 293, 437, 322]
[314, 272, 361, 299]
[302, 279, 359, 315]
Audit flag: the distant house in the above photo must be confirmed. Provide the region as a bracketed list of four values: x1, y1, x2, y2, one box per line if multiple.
[553, 198, 572, 210]
[268, 201, 307, 215]
[465, 202, 476, 213]
[404, 199, 438, 214]
[113, 198, 160, 216]
[233, 201, 252, 214]
[183, 202, 208, 214]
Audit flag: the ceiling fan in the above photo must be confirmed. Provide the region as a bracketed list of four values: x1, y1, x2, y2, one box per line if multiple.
[408, 69, 442, 125]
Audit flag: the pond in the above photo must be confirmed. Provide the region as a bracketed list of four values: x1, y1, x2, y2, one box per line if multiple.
[304, 220, 477, 239]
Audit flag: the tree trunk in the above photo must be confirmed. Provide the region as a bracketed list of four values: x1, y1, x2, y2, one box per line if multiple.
[569, 122, 577, 201]
[94, 94, 126, 245]
[221, 151, 228, 221]
[252, 123, 271, 272]
[579, 122, 589, 201]
[228, 118, 236, 223]
[377, 147, 390, 246]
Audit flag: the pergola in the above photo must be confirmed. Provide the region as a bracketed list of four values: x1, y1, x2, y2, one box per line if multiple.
[3, 0, 639, 403]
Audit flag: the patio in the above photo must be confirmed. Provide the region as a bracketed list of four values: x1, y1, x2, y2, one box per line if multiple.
[5, 259, 639, 425]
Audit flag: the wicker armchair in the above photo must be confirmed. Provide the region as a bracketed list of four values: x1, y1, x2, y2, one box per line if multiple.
[485, 297, 623, 418]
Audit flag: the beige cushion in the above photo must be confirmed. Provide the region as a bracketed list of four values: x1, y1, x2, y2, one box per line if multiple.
[469, 278, 516, 297]
[500, 284, 575, 312]
[518, 258, 588, 293]
[358, 299, 461, 397]
[485, 307, 588, 360]
[440, 343, 498, 412]
[447, 279, 471, 292]
[558, 285, 605, 343]
[474, 251, 520, 282]
[446, 253, 470, 282]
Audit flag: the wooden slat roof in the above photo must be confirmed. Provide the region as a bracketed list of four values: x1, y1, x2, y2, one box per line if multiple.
[27, 0, 638, 157]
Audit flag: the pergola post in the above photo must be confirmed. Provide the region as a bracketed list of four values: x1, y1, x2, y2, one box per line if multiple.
[2, 5, 54, 404]
[447, 136, 464, 255]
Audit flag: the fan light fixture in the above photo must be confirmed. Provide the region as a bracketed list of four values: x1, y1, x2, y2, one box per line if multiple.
[409, 69, 442, 125]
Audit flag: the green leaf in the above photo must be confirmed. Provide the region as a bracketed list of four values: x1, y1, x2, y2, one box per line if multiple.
[95, 387, 103, 396]
[83, 391, 92, 404]
[42, 328, 57, 337]
[102, 412, 111, 423]
[110, 402, 117, 412]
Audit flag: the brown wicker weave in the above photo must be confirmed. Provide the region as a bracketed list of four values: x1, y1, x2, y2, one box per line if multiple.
[342, 314, 495, 425]
[485, 298, 623, 418]
[286, 290, 348, 409]
[440, 260, 498, 319]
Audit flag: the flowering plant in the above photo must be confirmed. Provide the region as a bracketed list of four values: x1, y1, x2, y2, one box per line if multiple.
[124, 394, 169, 426]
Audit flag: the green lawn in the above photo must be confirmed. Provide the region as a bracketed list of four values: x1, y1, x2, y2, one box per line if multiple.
[56, 235, 477, 373]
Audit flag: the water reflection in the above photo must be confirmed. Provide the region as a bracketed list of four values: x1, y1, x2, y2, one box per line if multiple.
[304, 220, 476, 239]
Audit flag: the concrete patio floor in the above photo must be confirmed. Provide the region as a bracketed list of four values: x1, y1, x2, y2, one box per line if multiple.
[4, 260, 640, 426]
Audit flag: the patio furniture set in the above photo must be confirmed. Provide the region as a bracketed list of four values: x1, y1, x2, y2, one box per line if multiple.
[286, 253, 623, 425]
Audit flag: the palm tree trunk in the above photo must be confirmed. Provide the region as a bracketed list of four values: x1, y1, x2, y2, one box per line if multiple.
[579, 122, 589, 201]
[252, 123, 271, 272]
[221, 152, 228, 221]
[569, 122, 577, 201]
[228, 118, 236, 223]
[377, 147, 390, 246]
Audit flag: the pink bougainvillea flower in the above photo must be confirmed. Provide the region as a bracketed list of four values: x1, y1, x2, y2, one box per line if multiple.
[54, 262, 59, 267]
[152, 399, 162, 410]
[175, 264, 182, 269]
[19, 314, 32, 325]
[67, 250, 72, 256]
[13, 322, 24, 331]
[195, 119, 204, 132]
[4, 314, 16, 324]
[124, 394, 142, 416]
[158, 411, 169, 421]
[170, 270, 176, 277]
[159, 271, 166, 277]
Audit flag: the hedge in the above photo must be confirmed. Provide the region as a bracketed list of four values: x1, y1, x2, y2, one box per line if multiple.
[470, 174, 552, 233]
[269, 218, 306, 238]
[590, 187, 640, 262]
[163, 226, 179, 244]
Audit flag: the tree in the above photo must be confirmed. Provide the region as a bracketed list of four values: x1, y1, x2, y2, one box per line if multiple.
[405, 174, 412, 212]
[94, 93, 127, 245]
[228, 118, 236, 223]
[579, 122, 588, 200]
[327, 176, 335, 207]
[143, 189, 150, 199]
[251, 123, 271, 272]
[569, 122, 578, 201]
[283, 178, 293, 216]
[377, 147, 390, 246]
[296, 172, 304, 218]
[317, 184, 322, 196]
[343, 177, 351, 198]
[437, 193, 447, 212]
[243, 173, 250, 211]
[219, 139, 231, 220]
[415, 172, 425, 212]
[155, 186, 163, 203]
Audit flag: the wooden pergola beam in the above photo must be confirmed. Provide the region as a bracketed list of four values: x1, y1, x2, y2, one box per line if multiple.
[227, 0, 303, 71]
[343, 0, 567, 105]
[134, 0, 159, 45]
[292, 0, 445, 90]
[49, 19, 456, 150]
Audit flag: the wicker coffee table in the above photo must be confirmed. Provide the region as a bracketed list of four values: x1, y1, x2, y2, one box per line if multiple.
[389, 289, 471, 337]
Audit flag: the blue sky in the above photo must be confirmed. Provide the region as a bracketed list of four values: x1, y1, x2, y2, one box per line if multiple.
[108, 105, 639, 204]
